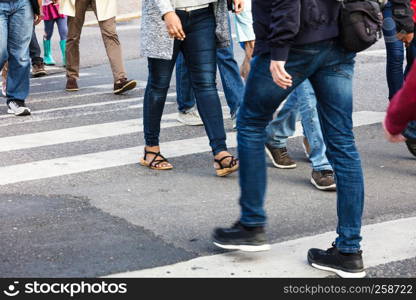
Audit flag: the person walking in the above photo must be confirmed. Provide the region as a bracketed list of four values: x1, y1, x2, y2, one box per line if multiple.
[59, 0, 137, 94]
[382, 0, 416, 156]
[213, 0, 367, 278]
[265, 79, 336, 191]
[139, 0, 243, 176]
[42, 0, 68, 66]
[0, 0, 43, 116]
[175, 13, 244, 129]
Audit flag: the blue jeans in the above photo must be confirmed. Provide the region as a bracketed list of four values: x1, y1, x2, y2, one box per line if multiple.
[144, 7, 227, 155]
[176, 14, 244, 117]
[266, 79, 333, 172]
[0, 0, 33, 101]
[238, 40, 364, 253]
[383, 3, 416, 139]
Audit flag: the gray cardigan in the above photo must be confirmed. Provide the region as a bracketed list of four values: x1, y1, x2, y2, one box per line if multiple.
[140, 0, 231, 60]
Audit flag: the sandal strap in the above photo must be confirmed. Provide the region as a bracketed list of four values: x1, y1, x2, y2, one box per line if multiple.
[214, 156, 238, 169]
[143, 149, 160, 160]
[144, 150, 169, 168]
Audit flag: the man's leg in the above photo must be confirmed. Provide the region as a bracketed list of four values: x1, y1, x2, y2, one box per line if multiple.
[265, 91, 299, 169]
[216, 14, 244, 118]
[176, 52, 196, 112]
[307, 45, 365, 278]
[213, 52, 314, 250]
[175, 52, 202, 126]
[29, 27, 43, 65]
[30, 27, 47, 77]
[5, 0, 33, 116]
[95, 15, 137, 94]
[310, 47, 364, 253]
[296, 80, 336, 191]
[66, 0, 89, 90]
[382, 3, 405, 100]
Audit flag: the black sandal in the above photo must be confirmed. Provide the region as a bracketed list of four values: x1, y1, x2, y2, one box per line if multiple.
[214, 155, 239, 177]
[140, 149, 173, 170]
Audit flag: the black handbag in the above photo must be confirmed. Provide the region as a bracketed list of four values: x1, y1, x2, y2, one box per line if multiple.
[338, 0, 384, 52]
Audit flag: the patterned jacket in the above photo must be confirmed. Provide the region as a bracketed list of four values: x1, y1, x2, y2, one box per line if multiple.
[140, 0, 231, 60]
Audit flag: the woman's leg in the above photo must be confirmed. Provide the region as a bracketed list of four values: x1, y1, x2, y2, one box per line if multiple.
[56, 17, 68, 41]
[181, 9, 227, 156]
[44, 19, 54, 40]
[180, 8, 238, 175]
[142, 42, 180, 168]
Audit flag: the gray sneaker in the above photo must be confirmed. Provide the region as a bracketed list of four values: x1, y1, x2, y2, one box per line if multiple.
[177, 107, 203, 126]
[7, 100, 31, 116]
[265, 143, 297, 169]
[311, 170, 336, 191]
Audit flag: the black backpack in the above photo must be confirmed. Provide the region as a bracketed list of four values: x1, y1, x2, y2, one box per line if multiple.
[338, 0, 384, 52]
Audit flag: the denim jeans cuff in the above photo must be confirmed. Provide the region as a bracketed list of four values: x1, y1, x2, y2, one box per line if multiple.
[336, 245, 361, 254]
[240, 220, 266, 228]
[313, 166, 333, 172]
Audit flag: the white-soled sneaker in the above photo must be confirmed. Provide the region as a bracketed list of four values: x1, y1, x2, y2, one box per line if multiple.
[177, 107, 203, 126]
[7, 100, 31, 116]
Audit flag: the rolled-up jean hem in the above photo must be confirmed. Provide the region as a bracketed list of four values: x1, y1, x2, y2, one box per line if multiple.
[336, 246, 361, 254]
[313, 166, 333, 172]
[144, 140, 159, 147]
[240, 220, 266, 227]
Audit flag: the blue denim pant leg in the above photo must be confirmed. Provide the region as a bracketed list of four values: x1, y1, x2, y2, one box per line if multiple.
[309, 45, 364, 253]
[0, 0, 33, 101]
[383, 4, 416, 140]
[382, 4, 405, 100]
[216, 14, 244, 117]
[238, 52, 315, 227]
[265, 80, 333, 171]
[265, 90, 300, 149]
[297, 80, 333, 171]
[239, 42, 364, 253]
[175, 52, 196, 112]
[144, 8, 227, 155]
[176, 13, 244, 117]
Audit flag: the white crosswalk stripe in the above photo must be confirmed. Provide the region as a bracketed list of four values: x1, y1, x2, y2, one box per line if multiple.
[107, 217, 416, 278]
[0, 110, 383, 186]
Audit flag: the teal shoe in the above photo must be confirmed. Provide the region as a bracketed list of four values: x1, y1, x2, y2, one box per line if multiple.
[43, 39, 56, 66]
[59, 40, 66, 67]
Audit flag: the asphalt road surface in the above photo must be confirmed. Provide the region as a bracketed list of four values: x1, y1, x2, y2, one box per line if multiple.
[0, 20, 415, 278]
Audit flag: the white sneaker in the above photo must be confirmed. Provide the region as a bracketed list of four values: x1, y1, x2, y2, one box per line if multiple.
[7, 100, 31, 116]
[177, 107, 203, 126]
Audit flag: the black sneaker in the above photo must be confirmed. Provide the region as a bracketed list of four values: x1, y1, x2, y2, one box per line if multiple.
[213, 221, 271, 252]
[405, 139, 416, 157]
[308, 244, 366, 278]
[7, 100, 31, 116]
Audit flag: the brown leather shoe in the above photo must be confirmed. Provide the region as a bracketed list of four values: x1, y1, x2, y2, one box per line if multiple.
[311, 170, 336, 191]
[66, 78, 79, 92]
[265, 143, 297, 169]
[32, 62, 47, 78]
[114, 78, 137, 95]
